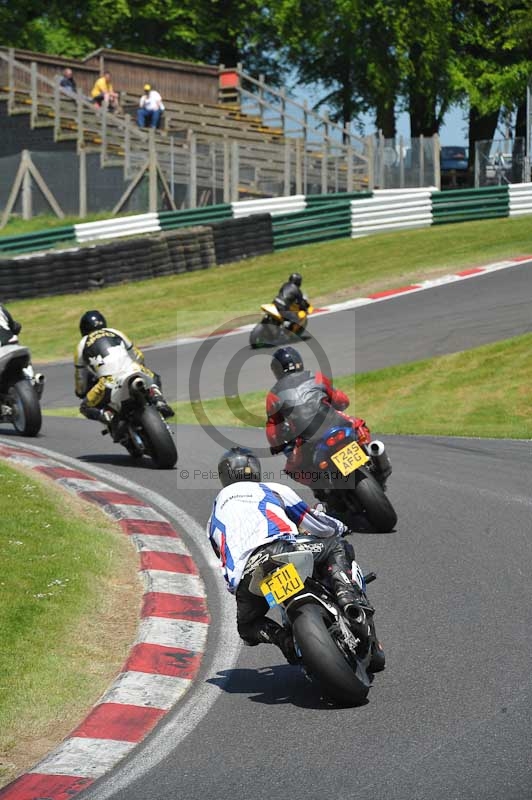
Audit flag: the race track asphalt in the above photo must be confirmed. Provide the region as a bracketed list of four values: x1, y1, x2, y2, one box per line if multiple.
[6, 261, 532, 800]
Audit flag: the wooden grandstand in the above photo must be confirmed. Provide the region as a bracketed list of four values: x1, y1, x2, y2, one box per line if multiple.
[0, 47, 370, 213]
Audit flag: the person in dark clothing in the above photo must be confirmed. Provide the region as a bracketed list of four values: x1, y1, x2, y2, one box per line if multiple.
[59, 67, 77, 95]
[0, 303, 22, 347]
[265, 346, 371, 486]
[273, 272, 311, 328]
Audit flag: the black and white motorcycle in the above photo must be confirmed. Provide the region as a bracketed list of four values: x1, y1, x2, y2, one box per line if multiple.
[0, 344, 45, 436]
[99, 360, 177, 469]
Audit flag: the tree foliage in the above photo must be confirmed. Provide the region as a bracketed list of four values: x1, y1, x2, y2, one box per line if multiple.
[1, 0, 532, 144]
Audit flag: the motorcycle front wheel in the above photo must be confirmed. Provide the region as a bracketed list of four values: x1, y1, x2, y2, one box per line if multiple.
[139, 406, 177, 469]
[9, 379, 42, 436]
[292, 603, 371, 706]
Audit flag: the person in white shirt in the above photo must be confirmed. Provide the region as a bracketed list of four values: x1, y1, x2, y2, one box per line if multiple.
[137, 83, 165, 129]
[208, 446, 383, 666]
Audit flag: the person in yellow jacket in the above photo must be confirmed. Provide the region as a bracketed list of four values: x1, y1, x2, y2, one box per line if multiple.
[90, 71, 118, 111]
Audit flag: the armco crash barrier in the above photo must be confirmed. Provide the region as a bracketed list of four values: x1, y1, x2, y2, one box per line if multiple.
[0, 216, 272, 301]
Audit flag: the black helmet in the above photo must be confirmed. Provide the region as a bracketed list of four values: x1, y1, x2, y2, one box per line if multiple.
[271, 346, 304, 380]
[79, 310, 107, 336]
[218, 447, 261, 488]
[289, 272, 302, 287]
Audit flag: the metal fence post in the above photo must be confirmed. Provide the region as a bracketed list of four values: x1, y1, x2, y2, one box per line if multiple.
[189, 130, 197, 208]
[284, 140, 291, 195]
[223, 137, 230, 202]
[7, 47, 15, 114]
[433, 134, 441, 189]
[419, 134, 425, 186]
[149, 128, 158, 211]
[230, 140, 239, 202]
[295, 139, 302, 195]
[22, 153, 32, 219]
[79, 145, 87, 217]
[30, 62, 38, 129]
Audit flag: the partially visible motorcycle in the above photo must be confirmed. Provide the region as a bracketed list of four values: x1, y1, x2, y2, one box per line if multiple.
[248, 549, 381, 706]
[0, 344, 45, 436]
[249, 302, 313, 349]
[308, 425, 397, 533]
[100, 362, 177, 469]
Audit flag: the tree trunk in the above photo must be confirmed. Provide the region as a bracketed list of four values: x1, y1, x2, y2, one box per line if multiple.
[375, 100, 396, 139]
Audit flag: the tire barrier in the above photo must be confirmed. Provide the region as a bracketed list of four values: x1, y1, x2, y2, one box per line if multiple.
[0, 220, 238, 300]
[211, 213, 274, 264]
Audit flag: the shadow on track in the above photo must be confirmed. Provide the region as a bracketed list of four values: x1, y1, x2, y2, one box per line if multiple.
[207, 666, 368, 710]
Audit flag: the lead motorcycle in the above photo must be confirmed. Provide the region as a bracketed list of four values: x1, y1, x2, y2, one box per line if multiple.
[0, 344, 45, 436]
[249, 302, 313, 349]
[100, 362, 177, 469]
[298, 425, 397, 533]
[248, 549, 381, 706]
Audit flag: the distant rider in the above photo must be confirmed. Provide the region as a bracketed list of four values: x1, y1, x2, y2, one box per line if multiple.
[273, 272, 311, 329]
[74, 310, 174, 430]
[0, 303, 22, 346]
[265, 346, 371, 486]
[208, 446, 383, 667]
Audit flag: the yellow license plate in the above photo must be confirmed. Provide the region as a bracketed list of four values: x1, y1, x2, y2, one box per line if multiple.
[331, 441, 369, 476]
[260, 562, 304, 607]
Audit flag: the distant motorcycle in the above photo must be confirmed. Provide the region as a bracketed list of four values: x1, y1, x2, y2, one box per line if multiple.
[249, 302, 313, 349]
[0, 344, 45, 436]
[248, 549, 381, 706]
[309, 425, 397, 533]
[100, 361, 177, 469]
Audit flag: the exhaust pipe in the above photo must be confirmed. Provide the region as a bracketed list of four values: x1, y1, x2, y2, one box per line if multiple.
[367, 440, 392, 480]
[131, 376, 147, 396]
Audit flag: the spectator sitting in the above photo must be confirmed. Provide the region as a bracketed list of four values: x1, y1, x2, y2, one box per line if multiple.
[59, 67, 77, 96]
[137, 83, 165, 129]
[90, 71, 119, 111]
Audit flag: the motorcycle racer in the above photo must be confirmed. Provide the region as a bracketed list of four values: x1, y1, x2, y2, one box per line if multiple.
[265, 346, 371, 486]
[75, 310, 174, 428]
[208, 446, 382, 666]
[0, 303, 22, 347]
[273, 272, 311, 329]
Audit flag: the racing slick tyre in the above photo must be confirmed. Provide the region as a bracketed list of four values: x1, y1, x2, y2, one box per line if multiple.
[292, 603, 371, 706]
[9, 380, 42, 436]
[139, 406, 177, 469]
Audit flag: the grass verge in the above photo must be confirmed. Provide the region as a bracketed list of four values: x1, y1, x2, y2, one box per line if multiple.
[44, 332, 532, 440]
[0, 461, 141, 787]
[7, 215, 532, 364]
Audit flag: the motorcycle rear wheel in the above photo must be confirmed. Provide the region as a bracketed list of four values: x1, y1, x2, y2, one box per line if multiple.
[139, 406, 177, 469]
[349, 472, 397, 532]
[292, 604, 370, 706]
[9, 379, 42, 436]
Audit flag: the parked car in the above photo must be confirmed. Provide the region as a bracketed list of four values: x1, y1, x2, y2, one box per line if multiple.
[440, 146, 468, 172]
[440, 145, 470, 188]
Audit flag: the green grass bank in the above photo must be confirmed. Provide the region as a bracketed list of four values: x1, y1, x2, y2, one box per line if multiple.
[0, 461, 140, 787]
[6, 215, 532, 363]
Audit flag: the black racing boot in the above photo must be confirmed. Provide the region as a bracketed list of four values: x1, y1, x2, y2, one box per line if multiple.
[148, 385, 175, 419]
[257, 619, 299, 665]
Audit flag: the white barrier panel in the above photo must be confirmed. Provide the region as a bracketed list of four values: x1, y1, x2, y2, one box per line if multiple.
[75, 213, 161, 243]
[509, 184, 532, 217]
[232, 195, 306, 218]
[351, 190, 433, 236]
